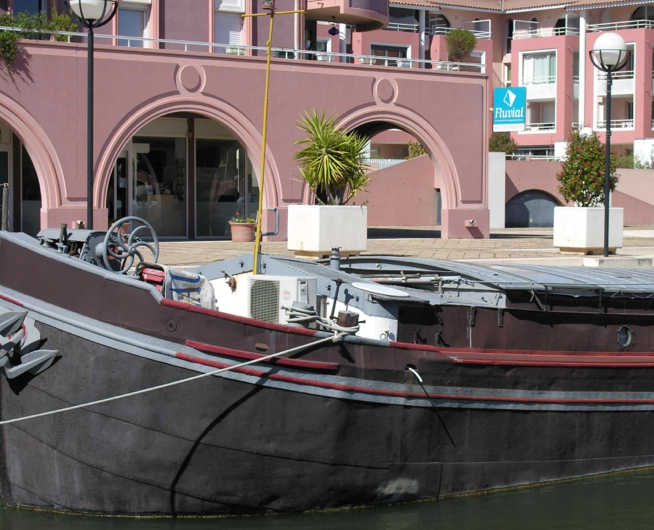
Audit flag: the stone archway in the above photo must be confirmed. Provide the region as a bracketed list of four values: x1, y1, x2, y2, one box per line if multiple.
[95, 95, 283, 232]
[337, 106, 461, 212]
[0, 93, 65, 213]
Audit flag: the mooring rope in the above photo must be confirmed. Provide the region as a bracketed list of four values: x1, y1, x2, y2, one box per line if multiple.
[0, 332, 346, 426]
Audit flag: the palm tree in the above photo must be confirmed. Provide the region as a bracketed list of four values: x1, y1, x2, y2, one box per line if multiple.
[294, 110, 370, 205]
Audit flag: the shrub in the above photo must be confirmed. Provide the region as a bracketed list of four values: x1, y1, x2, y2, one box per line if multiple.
[407, 141, 427, 159]
[0, 2, 76, 74]
[557, 128, 617, 207]
[489, 133, 518, 155]
[445, 28, 477, 62]
[294, 110, 370, 205]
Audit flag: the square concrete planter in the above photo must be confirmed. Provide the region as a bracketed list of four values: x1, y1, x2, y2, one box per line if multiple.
[287, 205, 367, 257]
[553, 207, 623, 254]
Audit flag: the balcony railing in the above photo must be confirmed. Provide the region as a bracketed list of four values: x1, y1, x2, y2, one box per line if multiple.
[384, 20, 492, 39]
[588, 19, 654, 32]
[524, 122, 556, 132]
[597, 70, 635, 80]
[384, 22, 419, 32]
[596, 119, 634, 129]
[522, 75, 556, 85]
[363, 158, 406, 170]
[0, 26, 485, 72]
[513, 20, 579, 39]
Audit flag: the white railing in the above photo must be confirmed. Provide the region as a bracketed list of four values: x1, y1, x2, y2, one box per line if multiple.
[597, 70, 635, 80]
[429, 21, 491, 39]
[363, 158, 406, 169]
[596, 119, 634, 129]
[513, 21, 579, 39]
[506, 154, 560, 161]
[384, 22, 419, 32]
[524, 122, 556, 132]
[0, 25, 486, 72]
[522, 75, 556, 85]
[588, 19, 654, 32]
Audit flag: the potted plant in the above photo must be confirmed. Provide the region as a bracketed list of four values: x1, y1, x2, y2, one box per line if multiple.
[553, 129, 622, 253]
[228, 213, 256, 242]
[288, 110, 370, 257]
[445, 28, 477, 63]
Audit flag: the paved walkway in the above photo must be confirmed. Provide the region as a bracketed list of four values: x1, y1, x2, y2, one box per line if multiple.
[157, 226, 654, 268]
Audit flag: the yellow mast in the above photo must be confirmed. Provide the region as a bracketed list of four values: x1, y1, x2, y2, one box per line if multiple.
[243, 3, 305, 274]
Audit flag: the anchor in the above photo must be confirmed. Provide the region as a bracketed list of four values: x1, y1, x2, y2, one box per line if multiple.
[0, 311, 58, 379]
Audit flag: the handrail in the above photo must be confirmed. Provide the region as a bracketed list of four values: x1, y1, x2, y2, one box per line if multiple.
[522, 75, 557, 85]
[525, 122, 556, 131]
[597, 119, 634, 129]
[512, 23, 579, 39]
[384, 20, 492, 39]
[597, 70, 634, 80]
[0, 25, 485, 72]
[588, 19, 654, 32]
[384, 21, 419, 32]
[430, 25, 491, 39]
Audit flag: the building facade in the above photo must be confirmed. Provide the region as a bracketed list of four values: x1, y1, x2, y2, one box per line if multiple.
[0, 0, 493, 240]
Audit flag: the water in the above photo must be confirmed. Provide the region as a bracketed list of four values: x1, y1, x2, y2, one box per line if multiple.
[3, 470, 654, 530]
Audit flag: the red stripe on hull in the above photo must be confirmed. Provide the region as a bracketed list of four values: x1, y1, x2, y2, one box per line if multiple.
[175, 352, 654, 405]
[0, 293, 24, 307]
[186, 340, 339, 373]
[160, 298, 318, 336]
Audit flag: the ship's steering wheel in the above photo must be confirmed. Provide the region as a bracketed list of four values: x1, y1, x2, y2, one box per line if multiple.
[101, 216, 159, 274]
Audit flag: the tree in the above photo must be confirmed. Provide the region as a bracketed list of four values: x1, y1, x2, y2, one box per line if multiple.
[445, 28, 477, 62]
[294, 110, 370, 205]
[489, 133, 518, 154]
[407, 141, 427, 159]
[557, 129, 618, 207]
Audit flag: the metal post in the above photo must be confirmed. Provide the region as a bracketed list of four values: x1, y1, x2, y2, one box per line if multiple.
[1, 184, 9, 231]
[87, 26, 94, 230]
[604, 70, 612, 257]
[252, 11, 275, 275]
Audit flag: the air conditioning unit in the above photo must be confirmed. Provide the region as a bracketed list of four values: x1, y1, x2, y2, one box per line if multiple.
[245, 275, 317, 325]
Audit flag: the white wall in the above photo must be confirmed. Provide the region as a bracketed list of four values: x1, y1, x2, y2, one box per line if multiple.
[488, 152, 506, 229]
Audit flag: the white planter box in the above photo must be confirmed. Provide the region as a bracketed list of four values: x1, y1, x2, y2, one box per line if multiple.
[287, 205, 367, 257]
[553, 207, 623, 253]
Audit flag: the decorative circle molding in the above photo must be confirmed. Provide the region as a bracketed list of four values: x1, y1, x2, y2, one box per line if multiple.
[175, 64, 206, 95]
[373, 78, 399, 106]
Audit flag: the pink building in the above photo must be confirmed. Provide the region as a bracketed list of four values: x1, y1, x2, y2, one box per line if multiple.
[0, 0, 493, 240]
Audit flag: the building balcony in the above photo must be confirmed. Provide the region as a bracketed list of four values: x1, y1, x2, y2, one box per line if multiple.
[306, 0, 388, 31]
[588, 20, 654, 32]
[512, 20, 579, 40]
[596, 119, 634, 130]
[595, 70, 635, 97]
[521, 76, 556, 100]
[383, 19, 492, 40]
[523, 122, 556, 132]
[0, 25, 486, 73]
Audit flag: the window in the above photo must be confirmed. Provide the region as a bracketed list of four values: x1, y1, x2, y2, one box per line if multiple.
[12, 0, 45, 14]
[371, 43, 408, 66]
[118, 6, 148, 47]
[631, 6, 654, 21]
[522, 52, 556, 85]
[388, 7, 417, 29]
[429, 13, 449, 33]
[506, 18, 513, 54]
[215, 0, 244, 53]
[504, 64, 512, 87]
[316, 38, 331, 53]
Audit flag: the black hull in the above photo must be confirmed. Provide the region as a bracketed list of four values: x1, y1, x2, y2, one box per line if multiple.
[2, 321, 654, 515]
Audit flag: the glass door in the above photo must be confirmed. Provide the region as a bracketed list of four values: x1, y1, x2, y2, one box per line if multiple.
[129, 137, 187, 237]
[107, 151, 128, 224]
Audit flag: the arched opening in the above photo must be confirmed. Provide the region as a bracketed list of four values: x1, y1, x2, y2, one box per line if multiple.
[104, 113, 258, 239]
[506, 190, 561, 228]
[631, 6, 654, 21]
[338, 120, 443, 229]
[428, 13, 450, 32]
[555, 13, 579, 32]
[0, 119, 43, 236]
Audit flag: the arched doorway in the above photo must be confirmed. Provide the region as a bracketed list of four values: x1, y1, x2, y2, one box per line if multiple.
[105, 113, 259, 239]
[506, 190, 560, 227]
[0, 118, 43, 236]
[337, 119, 447, 230]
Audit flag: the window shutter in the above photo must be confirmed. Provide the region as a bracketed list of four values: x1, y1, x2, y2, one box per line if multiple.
[215, 12, 243, 47]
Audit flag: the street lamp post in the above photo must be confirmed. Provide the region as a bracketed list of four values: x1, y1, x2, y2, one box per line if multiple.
[589, 32, 630, 257]
[67, 0, 118, 230]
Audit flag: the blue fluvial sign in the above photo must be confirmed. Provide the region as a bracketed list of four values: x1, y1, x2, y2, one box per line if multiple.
[493, 87, 526, 132]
